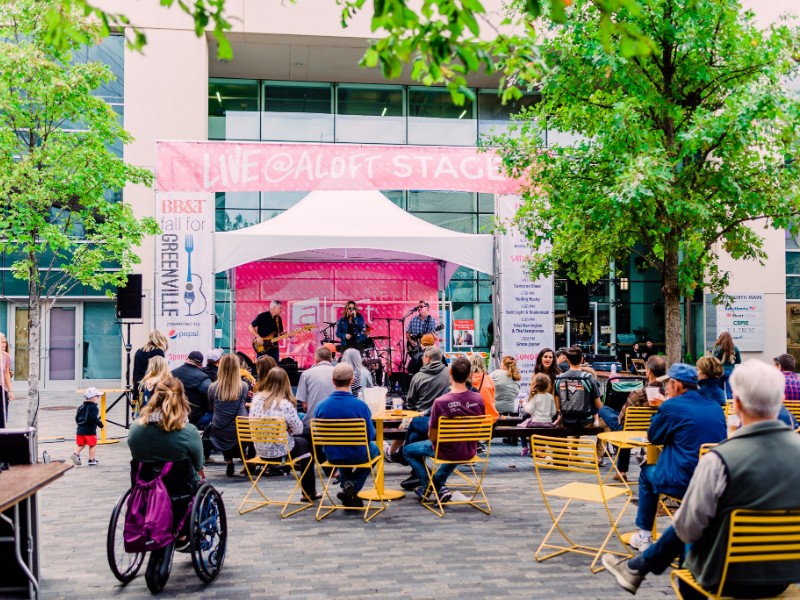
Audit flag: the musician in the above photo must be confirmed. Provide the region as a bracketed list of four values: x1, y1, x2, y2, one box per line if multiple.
[406, 300, 438, 374]
[335, 301, 368, 350]
[248, 300, 285, 362]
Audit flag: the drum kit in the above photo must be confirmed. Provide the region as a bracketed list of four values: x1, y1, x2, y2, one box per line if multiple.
[319, 321, 395, 386]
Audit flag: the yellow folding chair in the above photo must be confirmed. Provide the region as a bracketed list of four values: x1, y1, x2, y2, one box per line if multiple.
[236, 416, 313, 517]
[420, 415, 494, 518]
[309, 418, 387, 523]
[671, 509, 800, 599]
[631, 358, 646, 375]
[784, 401, 800, 423]
[659, 443, 719, 519]
[623, 406, 657, 431]
[532, 435, 633, 573]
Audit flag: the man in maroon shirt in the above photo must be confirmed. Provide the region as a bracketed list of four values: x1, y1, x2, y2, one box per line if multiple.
[403, 356, 485, 503]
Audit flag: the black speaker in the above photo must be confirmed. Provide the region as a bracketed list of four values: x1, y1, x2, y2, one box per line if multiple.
[116, 274, 143, 320]
[567, 280, 590, 318]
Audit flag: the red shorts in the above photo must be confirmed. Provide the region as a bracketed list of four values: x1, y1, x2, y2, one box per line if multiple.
[76, 434, 97, 447]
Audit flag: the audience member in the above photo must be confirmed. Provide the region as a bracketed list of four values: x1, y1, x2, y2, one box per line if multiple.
[202, 348, 223, 382]
[774, 353, 800, 401]
[138, 355, 171, 410]
[469, 354, 499, 421]
[340, 348, 374, 397]
[713, 331, 741, 398]
[208, 354, 251, 476]
[696, 356, 725, 406]
[296, 346, 335, 429]
[171, 351, 212, 429]
[132, 330, 168, 405]
[490, 356, 522, 416]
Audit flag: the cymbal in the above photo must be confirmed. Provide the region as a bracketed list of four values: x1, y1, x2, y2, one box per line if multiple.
[369, 336, 390, 341]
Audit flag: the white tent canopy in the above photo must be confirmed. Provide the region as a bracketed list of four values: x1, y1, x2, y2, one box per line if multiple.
[214, 190, 494, 281]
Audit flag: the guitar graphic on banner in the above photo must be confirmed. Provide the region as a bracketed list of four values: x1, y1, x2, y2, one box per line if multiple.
[184, 234, 207, 316]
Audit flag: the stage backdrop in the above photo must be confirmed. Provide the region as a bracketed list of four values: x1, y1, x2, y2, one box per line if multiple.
[235, 262, 439, 369]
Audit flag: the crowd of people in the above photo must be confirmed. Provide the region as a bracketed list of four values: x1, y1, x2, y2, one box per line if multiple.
[122, 327, 800, 597]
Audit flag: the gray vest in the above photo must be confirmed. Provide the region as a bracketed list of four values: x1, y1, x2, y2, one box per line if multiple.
[686, 420, 800, 589]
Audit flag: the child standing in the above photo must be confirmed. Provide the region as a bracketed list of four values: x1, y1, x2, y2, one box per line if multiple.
[72, 387, 104, 466]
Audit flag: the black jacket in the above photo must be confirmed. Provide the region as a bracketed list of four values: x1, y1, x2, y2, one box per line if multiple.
[132, 348, 165, 398]
[76, 401, 103, 435]
[171, 363, 212, 424]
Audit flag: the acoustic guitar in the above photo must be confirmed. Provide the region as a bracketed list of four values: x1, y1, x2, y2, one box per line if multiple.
[407, 323, 445, 361]
[252, 324, 317, 355]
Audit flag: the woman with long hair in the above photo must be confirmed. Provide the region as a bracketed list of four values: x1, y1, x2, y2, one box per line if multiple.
[252, 355, 278, 394]
[696, 356, 725, 406]
[132, 330, 169, 405]
[138, 355, 171, 409]
[533, 348, 561, 391]
[469, 354, 499, 421]
[490, 355, 522, 415]
[249, 367, 319, 501]
[712, 331, 741, 399]
[208, 354, 250, 476]
[127, 377, 204, 475]
[340, 348, 373, 397]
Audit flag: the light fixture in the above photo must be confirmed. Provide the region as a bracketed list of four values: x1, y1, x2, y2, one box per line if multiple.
[458, 110, 467, 119]
[619, 277, 629, 291]
[381, 106, 387, 117]
[215, 91, 222, 104]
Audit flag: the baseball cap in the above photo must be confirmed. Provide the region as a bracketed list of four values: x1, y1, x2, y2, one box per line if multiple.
[84, 387, 102, 400]
[206, 348, 223, 363]
[774, 353, 796, 372]
[187, 351, 204, 366]
[656, 363, 698, 386]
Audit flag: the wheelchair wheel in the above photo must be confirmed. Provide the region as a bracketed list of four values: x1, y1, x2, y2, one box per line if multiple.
[189, 483, 227, 583]
[107, 489, 145, 583]
[144, 542, 175, 594]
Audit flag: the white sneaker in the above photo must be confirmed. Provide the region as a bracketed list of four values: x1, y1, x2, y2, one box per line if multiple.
[628, 530, 653, 551]
[70, 453, 81, 466]
[448, 490, 470, 502]
[384, 447, 394, 463]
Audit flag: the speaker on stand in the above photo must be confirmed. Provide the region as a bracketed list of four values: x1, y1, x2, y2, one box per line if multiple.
[114, 274, 144, 429]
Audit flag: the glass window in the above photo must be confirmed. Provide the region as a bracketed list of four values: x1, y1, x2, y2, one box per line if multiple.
[788, 252, 800, 275]
[786, 229, 800, 250]
[408, 191, 475, 213]
[478, 90, 540, 139]
[220, 192, 260, 210]
[261, 191, 307, 210]
[407, 88, 476, 146]
[448, 280, 476, 302]
[788, 277, 800, 300]
[209, 79, 260, 140]
[410, 212, 476, 233]
[381, 190, 405, 209]
[262, 82, 333, 142]
[217, 209, 259, 232]
[478, 193, 495, 214]
[336, 85, 405, 144]
[83, 303, 121, 379]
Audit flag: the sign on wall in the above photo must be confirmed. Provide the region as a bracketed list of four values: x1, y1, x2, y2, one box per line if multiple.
[715, 294, 765, 352]
[497, 194, 554, 401]
[154, 191, 215, 367]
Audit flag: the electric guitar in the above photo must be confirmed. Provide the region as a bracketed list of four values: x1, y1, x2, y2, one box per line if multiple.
[407, 323, 445, 361]
[252, 324, 316, 355]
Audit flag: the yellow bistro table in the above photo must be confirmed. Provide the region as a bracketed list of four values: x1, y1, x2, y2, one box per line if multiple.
[597, 430, 660, 466]
[359, 409, 421, 501]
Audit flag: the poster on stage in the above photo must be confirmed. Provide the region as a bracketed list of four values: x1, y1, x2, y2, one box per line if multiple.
[154, 191, 216, 367]
[453, 320, 475, 348]
[497, 194, 554, 400]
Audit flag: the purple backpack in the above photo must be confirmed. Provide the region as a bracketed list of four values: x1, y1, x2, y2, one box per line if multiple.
[124, 462, 175, 553]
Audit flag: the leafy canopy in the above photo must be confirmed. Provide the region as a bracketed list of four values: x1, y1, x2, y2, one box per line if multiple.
[0, 0, 159, 299]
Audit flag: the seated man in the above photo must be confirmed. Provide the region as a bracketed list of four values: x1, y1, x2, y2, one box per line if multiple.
[171, 351, 212, 429]
[314, 363, 379, 508]
[628, 363, 727, 551]
[403, 356, 485, 504]
[604, 360, 800, 598]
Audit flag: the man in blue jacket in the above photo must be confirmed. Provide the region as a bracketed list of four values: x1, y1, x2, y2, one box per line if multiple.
[628, 363, 727, 551]
[315, 363, 379, 508]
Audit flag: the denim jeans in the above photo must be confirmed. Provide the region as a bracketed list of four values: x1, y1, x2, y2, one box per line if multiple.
[404, 415, 430, 446]
[635, 465, 685, 531]
[195, 412, 213, 430]
[598, 405, 631, 472]
[336, 442, 380, 492]
[632, 525, 685, 574]
[403, 440, 458, 492]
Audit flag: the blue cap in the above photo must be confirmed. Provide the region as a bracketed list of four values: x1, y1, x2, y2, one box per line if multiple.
[657, 363, 698, 386]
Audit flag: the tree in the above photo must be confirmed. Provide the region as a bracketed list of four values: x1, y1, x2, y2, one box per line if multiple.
[0, 0, 159, 427]
[490, 0, 800, 364]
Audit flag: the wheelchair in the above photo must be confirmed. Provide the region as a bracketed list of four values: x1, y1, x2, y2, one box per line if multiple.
[106, 460, 227, 594]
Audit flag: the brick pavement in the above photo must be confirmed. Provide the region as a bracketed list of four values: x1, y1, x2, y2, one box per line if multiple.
[7, 392, 673, 599]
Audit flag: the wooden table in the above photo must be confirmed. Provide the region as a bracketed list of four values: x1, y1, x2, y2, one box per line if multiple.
[0, 462, 72, 598]
[359, 409, 421, 501]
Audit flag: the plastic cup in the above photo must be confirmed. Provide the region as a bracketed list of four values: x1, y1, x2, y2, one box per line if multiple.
[645, 387, 661, 405]
[392, 398, 403, 415]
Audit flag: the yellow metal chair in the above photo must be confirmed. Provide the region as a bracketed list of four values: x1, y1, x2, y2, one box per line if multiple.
[309, 418, 387, 523]
[724, 401, 735, 417]
[420, 415, 494, 518]
[670, 509, 800, 599]
[784, 401, 800, 423]
[622, 405, 657, 431]
[659, 443, 719, 519]
[236, 416, 313, 517]
[532, 435, 633, 573]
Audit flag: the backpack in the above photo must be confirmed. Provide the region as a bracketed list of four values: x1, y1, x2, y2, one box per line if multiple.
[123, 462, 176, 552]
[556, 372, 595, 426]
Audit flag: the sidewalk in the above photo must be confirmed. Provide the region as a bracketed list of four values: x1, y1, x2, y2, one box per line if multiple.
[7, 391, 671, 599]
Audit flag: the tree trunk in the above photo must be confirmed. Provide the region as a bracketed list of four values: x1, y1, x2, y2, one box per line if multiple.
[662, 247, 683, 366]
[27, 279, 41, 428]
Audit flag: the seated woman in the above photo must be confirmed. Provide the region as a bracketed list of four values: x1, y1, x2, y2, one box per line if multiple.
[138, 355, 171, 410]
[469, 354, 499, 421]
[696, 356, 726, 406]
[249, 367, 320, 502]
[208, 354, 251, 477]
[127, 377, 205, 535]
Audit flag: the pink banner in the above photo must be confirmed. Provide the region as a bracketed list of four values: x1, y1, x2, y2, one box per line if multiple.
[235, 262, 440, 369]
[156, 141, 521, 194]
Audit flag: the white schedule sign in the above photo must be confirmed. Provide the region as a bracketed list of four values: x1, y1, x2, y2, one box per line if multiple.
[497, 194, 554, 401]
[716, 294, 765, 352]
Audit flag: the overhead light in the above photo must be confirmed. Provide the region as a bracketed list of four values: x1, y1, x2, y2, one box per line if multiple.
[216, 91, 222, 104]
[381, 107, 387, 117]
[619, 277, 629, 291]
[458, 110, 467, 119]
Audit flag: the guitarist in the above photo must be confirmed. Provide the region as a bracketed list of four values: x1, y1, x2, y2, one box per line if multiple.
[335, 300, 368, 351]
[248, 300, 285, 362]
[406, 300, 438, 374]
